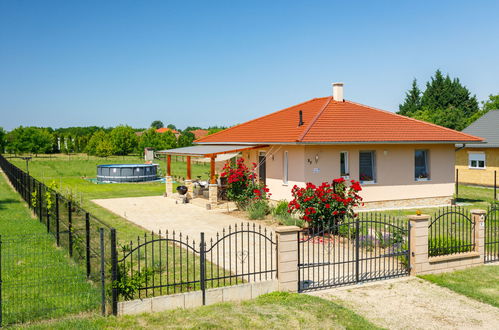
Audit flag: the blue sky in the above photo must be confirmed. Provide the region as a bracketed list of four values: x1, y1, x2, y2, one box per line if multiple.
[1, 0, 498, 131]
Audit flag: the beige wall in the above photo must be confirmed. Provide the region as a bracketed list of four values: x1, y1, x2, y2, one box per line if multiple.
[244, 144, 455, 203]
[455, 148, 499, 186]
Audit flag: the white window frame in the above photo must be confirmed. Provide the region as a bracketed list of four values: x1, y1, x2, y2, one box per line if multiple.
[340, 151, 349, 179]
[359, 151, 376, 184]
[283, 151, 288, 185]
[468, 152, 486, 169]
[415, 149, 430, 181]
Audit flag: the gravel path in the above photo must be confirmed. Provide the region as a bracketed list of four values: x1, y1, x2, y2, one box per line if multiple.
[310, 277, 499, 330]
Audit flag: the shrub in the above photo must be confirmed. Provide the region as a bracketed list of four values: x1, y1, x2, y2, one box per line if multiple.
[287, 178, 363, 228]
[271, 200, 289, 218]
[429, 237, 474, 257]
[247, 199, 270, 220]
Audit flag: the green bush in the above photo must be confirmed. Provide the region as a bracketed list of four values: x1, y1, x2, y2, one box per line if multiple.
[247, 199, 270, 220]
[271, 200, 289, 217]
[429, 237, 474, 257]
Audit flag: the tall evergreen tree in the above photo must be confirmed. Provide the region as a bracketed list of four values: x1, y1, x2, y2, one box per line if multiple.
[398, 79, 421, 116]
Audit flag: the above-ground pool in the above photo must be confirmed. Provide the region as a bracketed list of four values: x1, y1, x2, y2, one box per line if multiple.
[97, 164, 159, 183]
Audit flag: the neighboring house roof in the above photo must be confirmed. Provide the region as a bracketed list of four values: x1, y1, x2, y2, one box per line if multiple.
[461, 110, 499, 148]
[190, 129, 209, 139]
[156, 127, 179, 134]
[196, 97, 483, 144]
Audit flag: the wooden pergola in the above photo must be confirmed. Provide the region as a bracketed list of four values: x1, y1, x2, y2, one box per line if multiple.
[157, 144, 267, 184]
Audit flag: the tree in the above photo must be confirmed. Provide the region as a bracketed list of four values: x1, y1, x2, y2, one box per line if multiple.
[482, 94, 499, 111]
[167, 124, 177, 130]
[207, 126, 226, 135]
[398, 70, 479, 130]
[0, 127, 6, 153]
[398, 79, 421, 116]
[110, 125, 137, 155]
[86, 130, 108, 156]
[137, 128, 177, 154]
[95, 139, 113, 157]
[6, 126, 53, 155]
[150, 120, 164, 129]
[177, 131, 195, 148]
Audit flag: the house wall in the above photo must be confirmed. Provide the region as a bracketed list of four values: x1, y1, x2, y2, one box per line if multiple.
[455, 148, 499, 186]
[244, 144, 455, 206]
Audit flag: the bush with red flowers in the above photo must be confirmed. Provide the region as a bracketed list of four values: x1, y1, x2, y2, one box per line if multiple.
[220, 158, 269, 209]
[287, 178, 363, 228]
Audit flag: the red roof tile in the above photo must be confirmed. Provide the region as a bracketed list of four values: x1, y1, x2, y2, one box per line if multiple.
[156, 128, 179, 134]
[190, 129, 209, 139]
[196, 97, 483, 144]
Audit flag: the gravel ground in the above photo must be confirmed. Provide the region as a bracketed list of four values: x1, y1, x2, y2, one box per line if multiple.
[310, 277, 499, 330]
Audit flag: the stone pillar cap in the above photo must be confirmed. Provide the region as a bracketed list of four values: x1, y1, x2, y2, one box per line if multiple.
[408, 214, 430, 221]
[470, 209, 487, 215]
[275, 226, 301, 233]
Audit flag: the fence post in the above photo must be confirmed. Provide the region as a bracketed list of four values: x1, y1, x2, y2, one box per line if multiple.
[99, 228, 106, 316]
[408, 214, 430, 275]
[199, 232, 206, 305]
[38, 183, 42, 222]
[471, 209, 486, 259]
[86, 212, 91, 278]
[68, 201, 73, 257]
[55, 194, 60, 246]
[0, 235, 3, 328]
[494, 170, 497, 201]
[28, 176, 32, 208]
[355, 218, 360, 283]
[455, 168, 459, 201]
[275, 226, 300, 292]
[110, 228, 118, 316]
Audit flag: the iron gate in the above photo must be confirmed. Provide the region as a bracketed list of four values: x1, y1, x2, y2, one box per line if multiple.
[485, 204, 499, 263]
[298, 213, 410, 292]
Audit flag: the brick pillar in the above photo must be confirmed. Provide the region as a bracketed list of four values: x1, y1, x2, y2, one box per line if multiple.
[184, 180, 193, 199]
[208, 184, 218, 207]
[275, 226, 300, 292]
[408, 214, 430, 276]
[165, 176, 173, 196]
[471, 209, 486, 257]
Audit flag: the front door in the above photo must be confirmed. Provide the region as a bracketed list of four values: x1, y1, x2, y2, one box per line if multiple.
[258, 152, 266, 185]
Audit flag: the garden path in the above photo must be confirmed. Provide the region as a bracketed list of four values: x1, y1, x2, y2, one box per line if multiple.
[310, 277, 499, 329]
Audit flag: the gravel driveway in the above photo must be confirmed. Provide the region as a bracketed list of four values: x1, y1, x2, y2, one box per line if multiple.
[310, 277, 499, 330]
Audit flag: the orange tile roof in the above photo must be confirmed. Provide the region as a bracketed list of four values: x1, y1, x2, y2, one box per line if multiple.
[190, 129, 209, 139]
[196, 97, 483, 144]
[156, 127, 179, 134]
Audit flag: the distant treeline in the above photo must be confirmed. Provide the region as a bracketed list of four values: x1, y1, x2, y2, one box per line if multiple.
[0, 123, 226, 156]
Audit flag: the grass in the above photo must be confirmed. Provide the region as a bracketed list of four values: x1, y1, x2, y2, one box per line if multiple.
[0, 172, 100, 325]
[420, 265, 499, 308]
[14, 292, 381, 329]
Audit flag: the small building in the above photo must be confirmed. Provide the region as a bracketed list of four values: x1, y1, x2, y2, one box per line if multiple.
[455, 110, 499, 186]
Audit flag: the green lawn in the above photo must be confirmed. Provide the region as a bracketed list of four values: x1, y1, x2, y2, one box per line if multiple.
[420, 265, 499, 308]
[14, 292, 381, 330]
[0, 172, 100, 325]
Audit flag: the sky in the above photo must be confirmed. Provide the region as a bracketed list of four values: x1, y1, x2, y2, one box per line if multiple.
[1, 0, 498, 131]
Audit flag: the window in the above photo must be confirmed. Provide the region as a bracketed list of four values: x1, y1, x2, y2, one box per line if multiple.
[340, 151, 349, 178]
[469, 152, 486, 169]
[415, 150, 430, 180]
[359, 151, 376, 183]
[283, 151, 288, 185]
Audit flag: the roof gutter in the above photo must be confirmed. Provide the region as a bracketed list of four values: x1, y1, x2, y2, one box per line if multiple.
[197, 140, 485, 146]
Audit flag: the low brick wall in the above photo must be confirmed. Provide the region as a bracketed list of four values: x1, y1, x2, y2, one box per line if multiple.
[118, 280, 278, 316]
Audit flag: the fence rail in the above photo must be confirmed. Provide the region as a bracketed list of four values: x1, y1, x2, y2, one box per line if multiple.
[0, 155, 115, 326]
[428, 206, 475, 257]
[113, 223, 276, 313]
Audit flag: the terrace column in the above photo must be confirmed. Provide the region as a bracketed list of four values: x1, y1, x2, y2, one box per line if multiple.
[208, 156, 218, 207]
[185, 156, 193, 198]
[471, 209, 486, 257]
[408, 214, 430, 276]
[275, 226, 300, 292]
[165, 155, 173, 196]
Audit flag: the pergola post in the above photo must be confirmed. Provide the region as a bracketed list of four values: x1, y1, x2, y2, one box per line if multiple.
[165, 155, 173, 196]
[208, 155, 218, 208]
[185, 156, 193, 198]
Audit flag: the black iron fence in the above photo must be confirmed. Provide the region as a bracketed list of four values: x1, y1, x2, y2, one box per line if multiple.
[485, 203, 499, 263]
[298, 213, 410, 292]
[0, 155, 115, 325]
[112, 223, 276, 313]
[428, 206, 475, 257]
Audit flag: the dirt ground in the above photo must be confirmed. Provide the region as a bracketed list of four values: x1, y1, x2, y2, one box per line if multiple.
[310, 277, 499, 330]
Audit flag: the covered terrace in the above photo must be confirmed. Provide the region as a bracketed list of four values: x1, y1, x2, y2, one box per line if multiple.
[156, 144, 266, 206]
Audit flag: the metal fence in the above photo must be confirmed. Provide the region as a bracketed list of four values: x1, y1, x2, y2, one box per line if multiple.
[428, 206, 475, 257]
[485, 203, 499, 263]
[0, 155, 115, 325]
[298, 213, 410, 292]
[112, 223, 276, 313]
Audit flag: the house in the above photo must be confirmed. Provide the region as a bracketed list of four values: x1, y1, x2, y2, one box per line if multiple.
[455, 110, 499, 187]
[190, 129, 209, 140]
[156, 127, 180, 138]
[189, 83, 483, 208]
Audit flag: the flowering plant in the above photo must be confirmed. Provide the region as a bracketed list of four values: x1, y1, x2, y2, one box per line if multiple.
[220, 158, 269, 209]
[287, 178, 363, 228]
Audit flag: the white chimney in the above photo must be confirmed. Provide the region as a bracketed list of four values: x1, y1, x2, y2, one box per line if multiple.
[332, 82, 344, 102]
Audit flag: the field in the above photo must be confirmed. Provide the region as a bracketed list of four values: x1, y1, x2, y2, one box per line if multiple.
[0, 172, 100, 325]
